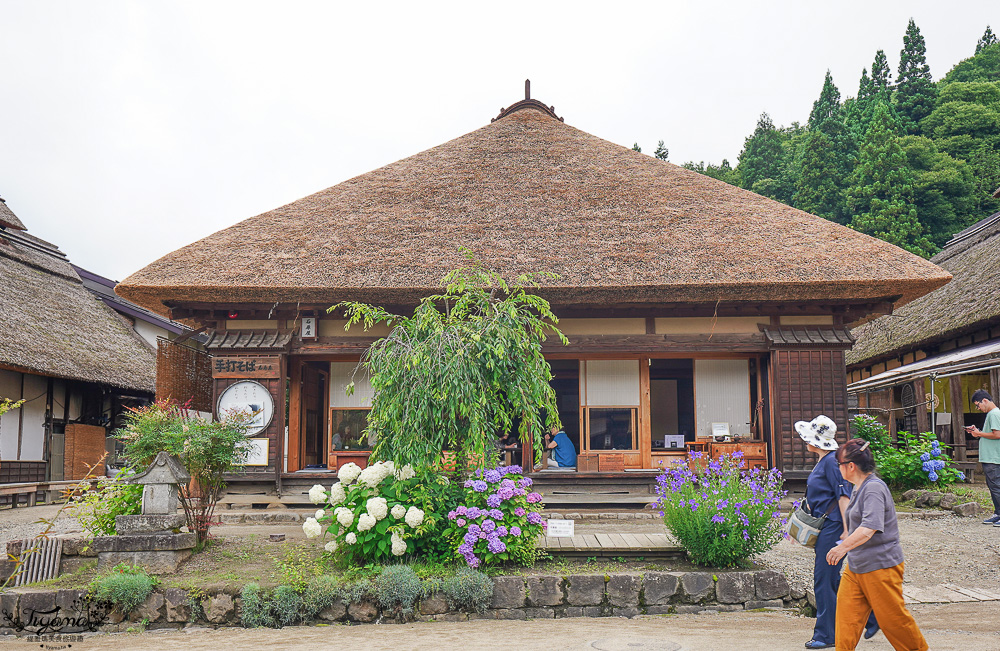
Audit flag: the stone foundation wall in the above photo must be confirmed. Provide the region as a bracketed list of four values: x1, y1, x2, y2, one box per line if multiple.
[0, 570, 808, 634]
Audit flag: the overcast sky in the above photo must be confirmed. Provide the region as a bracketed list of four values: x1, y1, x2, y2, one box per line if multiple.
[0, 1, 995, 281]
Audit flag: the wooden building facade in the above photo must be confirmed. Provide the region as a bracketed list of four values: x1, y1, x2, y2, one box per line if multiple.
[117, 88, 950, 485]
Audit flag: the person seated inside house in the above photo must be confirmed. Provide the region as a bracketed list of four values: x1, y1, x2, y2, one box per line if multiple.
[331, 424, 350, 450]
[540, 425, 577, 470]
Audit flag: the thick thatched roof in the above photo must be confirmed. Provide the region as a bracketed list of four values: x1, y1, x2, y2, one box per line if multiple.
[118, 102, 949, 316]
[0, 202, 156, 392]
[0, 197, 26, 231]
[848, 211, 1000, 366]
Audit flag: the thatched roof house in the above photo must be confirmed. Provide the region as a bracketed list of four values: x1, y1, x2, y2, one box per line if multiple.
[117, 88, 950, 484]
[847, 208, 1000, 466]
[118, 105, 947, 318]
[0, 197, 155, 484]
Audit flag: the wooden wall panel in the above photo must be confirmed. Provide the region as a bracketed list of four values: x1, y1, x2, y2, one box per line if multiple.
[214, 357, 286, 475]
[771, 349, 849, 473]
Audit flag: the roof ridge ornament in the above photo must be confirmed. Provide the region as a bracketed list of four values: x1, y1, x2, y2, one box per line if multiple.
[492, 79, 564, 123]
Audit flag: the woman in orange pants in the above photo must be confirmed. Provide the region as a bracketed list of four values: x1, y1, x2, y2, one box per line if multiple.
[825, 438, 927, 651]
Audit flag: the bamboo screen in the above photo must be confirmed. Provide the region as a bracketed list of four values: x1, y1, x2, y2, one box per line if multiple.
[156, 338, 213, 413]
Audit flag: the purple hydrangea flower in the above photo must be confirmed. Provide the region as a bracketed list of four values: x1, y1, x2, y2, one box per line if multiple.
[526, 512, 543, 525]
[487, 538, 507, 554]
[490, 509, 503, 520]
[447, 511, 457, 520]
[507, 465, 522, 475]
[497, 526, 508, 536]
[482, 519, 496, 532]
[514, 487, 527, 497]
[456, 505, 468, 515]
[484, 469, 502, 483]
[510, 526, 521, 536]
[518, 477, 533, 488]
[463, 531, 479, 544]
[458, 543, 474, 555]
[514, 507, 526, 517]
[486, 494, 502, 508]
[470, 480, 488, 492]
[456, 518, 466, 527]
[468, 523, 481, 534]
[526, 492, 542, 504]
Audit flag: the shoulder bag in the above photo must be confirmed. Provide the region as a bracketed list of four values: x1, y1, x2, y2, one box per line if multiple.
[786, 493, 839, 548]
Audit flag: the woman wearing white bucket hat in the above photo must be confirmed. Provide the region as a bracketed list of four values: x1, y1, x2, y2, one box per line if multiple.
[796, 416, 878, 649]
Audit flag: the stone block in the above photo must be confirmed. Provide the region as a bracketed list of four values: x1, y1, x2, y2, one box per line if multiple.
[645, 605, 675, 615]
[566, 575, 605, 606]
[59, 556, 95, 575]
[495, 608, 526, 620]
[318, 601, 347, 621]
[606, 575, 640, 607]
[913, 492, 930, 507]
[92, 532, 196, 553]
[0, 592, 17, 631]
[163, 589, 191, 623]
[205, 593, 234, 624]
[419, 593, 448, 616]
[926, 492, 944, 507]
[565, 513, 582, 520]
[347, 600, 378, 622]
[612, 607, 640, 618]
[746, 599, 784, 610]
[643, 572, 679, 605]
[716, 572, 755, 604]
[939, 493, 958, 510]
[548, 513, 564, 519]
[953, 502, 982, 517]
[680, 572, 715, 603]
[115, 514, 185, 535]
[675, 605, 707, 614]
[599, 513, 618, 519]
[806, 589, 816, 609]
[51, 589, 90, 633]
[617, 513, 631, 519]
[634, 513, 653, 520]
[524, 607, 555, 619]
[790, 583, 807, 600]
[59, 537, 88, 556]
[218, 513, 245, 524]
[264, 512, 301, 523]
[755, 570, 790, 600]
[133, 592, 165, 622]
[18, 591, 56, 628]
[98, 549, 192, 574]
[900, 489, 920, 502]
[491, 576, 526, 609]
[527, 576, 563, 606]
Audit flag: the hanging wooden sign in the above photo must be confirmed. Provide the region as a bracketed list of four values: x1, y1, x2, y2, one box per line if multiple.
[212, 356, 281, 378]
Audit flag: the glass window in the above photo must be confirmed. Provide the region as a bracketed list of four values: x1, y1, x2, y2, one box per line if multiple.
[330, 409, 373, 451]
[587, 407, 636, 451]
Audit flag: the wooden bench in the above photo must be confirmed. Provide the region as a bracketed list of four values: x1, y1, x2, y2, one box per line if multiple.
[0, 480, 84, 507]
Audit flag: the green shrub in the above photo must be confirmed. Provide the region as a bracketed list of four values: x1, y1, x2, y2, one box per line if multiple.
[374, 565, 423, 615]
[852, 416, 964, 490]
[654, 454, 786, 567]
[441, 568, 493, 613]
[240, 583, 278, 628]
[87, 564, 158, 613]
[70, 475, 143, 537]
[301, 575, 341, 617]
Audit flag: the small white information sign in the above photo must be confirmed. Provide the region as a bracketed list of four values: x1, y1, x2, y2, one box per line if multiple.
[547, 519, 574, 538]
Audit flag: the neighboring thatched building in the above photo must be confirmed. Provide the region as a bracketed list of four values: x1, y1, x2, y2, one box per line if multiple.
[117, 86, 950, 487]
[0, 196, 157, 486]
[848, 200, 1000, 470]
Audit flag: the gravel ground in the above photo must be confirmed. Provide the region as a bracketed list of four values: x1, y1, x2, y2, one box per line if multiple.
[3, 504, 999, 592]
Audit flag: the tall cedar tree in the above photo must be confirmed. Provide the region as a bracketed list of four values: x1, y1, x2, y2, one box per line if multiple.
[654, 140, 669, 161]
[800, 70, 856, 222]
[847, 103, 935, 257]
[736, 113, 785, 192]
[976, 26, 997, 54]
[896, 19, 937, 134]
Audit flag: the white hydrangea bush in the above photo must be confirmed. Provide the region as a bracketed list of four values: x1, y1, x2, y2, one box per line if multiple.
[301, 460, 429, 562]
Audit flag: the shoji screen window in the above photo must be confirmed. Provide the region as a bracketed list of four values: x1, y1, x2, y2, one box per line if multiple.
[330, 362, 375, 451]
[580, 360, 639, 452]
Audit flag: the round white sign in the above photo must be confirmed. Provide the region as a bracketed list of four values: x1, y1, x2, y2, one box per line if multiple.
[216, 380, 275, 436]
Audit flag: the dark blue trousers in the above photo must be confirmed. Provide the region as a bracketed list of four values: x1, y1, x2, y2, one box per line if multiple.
[813, 519, 877, 644]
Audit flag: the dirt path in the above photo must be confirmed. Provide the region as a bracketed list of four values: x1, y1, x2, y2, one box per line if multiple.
[22, 602, 999, 651]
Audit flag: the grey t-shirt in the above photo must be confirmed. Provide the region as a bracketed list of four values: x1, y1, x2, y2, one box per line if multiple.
[845, 474, 904, 574]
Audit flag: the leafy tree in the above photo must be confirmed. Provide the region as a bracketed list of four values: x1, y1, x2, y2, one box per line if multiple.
[871, 49, 893, 99]
[335, 253, 566, 471]
[900, 136, 978, 247]
[942, 42, 1000, 83]
[682, 159, 738, 185]
[968, 145, 1000, 215]
[847, 102, 935, 257]
[654, 140, 669, 161]
[632, 142, 642, 153]
[0, 397, 24, 418]
[976, 25, 997, 54]
[896, 19, 937, 134]
[736, 112, 786, 192]
[921, 82, 1000, 160]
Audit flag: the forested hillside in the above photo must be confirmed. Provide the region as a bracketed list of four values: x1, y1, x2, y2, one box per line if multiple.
[673, 22, 1000, 257]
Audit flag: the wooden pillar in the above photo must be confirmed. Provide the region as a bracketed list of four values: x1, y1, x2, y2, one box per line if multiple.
[287, 357, 303, 473]
[888, 386, 898, 443]
[274, 354, 287, 494]
[914, 378, 930, 434]
[949, 375, 966, 461]
[991, 368, 1000, 403]
[639, 358, 652, 470]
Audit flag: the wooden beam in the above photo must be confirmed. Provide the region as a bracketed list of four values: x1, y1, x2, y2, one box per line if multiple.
[287, 358, 303, 473]
[949, 375, 967, 461]
[639, 358, 652, 470]
[543, 333, 770, 354]
[914, 379, 930, 434]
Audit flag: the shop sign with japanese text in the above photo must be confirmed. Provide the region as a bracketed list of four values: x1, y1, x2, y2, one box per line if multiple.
[211, 356, 281, 378]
